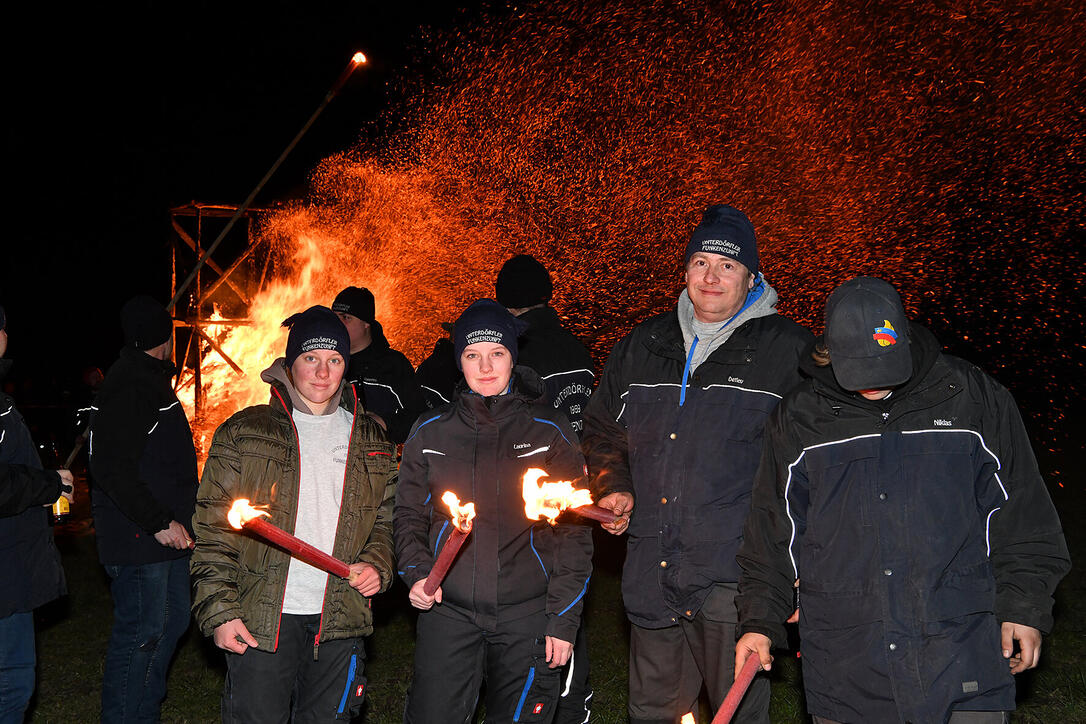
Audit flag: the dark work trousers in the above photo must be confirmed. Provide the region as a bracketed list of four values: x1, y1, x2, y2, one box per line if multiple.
[221, 614, 366, 724]
[404, 607, 563, 723]
[628, 586, 770, 724]
[814, 713, 1010, 724]
[553, 624, 592, 724]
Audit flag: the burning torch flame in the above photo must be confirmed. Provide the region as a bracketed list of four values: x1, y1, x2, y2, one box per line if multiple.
[441, 491, 476, 531]
[351, 52, 367, 65]
[227, 498, 271, 529]
[680, 714, 696, 724]
[522, 468, 594, 524]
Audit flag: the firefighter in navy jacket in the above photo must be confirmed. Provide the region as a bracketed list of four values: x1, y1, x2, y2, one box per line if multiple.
[735, 277, 1070, 724]
[582, 205, 811, 724]
[395, 299, 593, 724]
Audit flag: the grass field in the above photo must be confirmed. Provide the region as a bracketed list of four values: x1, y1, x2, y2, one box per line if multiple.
[25, 443, 1083, 723]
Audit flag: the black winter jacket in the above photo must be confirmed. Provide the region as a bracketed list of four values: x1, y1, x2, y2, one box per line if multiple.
[346, 321, 427, 445]
[516, 306, 595, 436]
[415, 337, 460, 410]
[583, 309, 811, 627]
[395, 367, 593, 643]
[736, 325, 1070, 724]
[0, 376, 66, 617]
[89, 347, 199, 565]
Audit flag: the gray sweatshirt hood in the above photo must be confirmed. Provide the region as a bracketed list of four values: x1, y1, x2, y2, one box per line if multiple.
[260, 357, 346, 416]
[678, 274, 780, 372]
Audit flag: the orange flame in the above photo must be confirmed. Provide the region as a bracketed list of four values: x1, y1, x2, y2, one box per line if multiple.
[522, 467, 594, 525]
[227, 498, 270, 529]
[441, 490, 476, 531]
[352, 52, 367, 65]
[680, 714, 696, 724]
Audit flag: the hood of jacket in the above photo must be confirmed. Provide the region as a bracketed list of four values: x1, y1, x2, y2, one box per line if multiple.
[677, 273, 780, 371]
[259, 357, 348, 416]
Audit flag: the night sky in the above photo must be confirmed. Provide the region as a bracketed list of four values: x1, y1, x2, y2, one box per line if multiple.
[3, 1, 484, 379]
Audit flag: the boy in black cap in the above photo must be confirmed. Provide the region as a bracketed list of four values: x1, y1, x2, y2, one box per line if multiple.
[89, 295, 199, 722]
[191, 305, 396, 722]
[331, 286, 426, 445]
[735, 277, 1070, 724]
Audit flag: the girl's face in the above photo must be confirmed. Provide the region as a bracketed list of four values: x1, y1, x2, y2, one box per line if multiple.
[461, 342, 513, 397]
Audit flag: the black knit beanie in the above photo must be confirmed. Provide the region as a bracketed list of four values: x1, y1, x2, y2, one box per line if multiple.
[495, 255, 553, 309]
[282, 306, 351, 368]
[331, 286, 376, 323]
[121, 296, 173, 350]
[684, 204, 759, 274]
[453, 299, 529, 369]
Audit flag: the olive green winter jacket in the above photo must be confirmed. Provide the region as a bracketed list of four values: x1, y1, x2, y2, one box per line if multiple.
[190, 374, 397, 652]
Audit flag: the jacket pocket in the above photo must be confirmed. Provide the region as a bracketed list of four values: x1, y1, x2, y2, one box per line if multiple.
[800, 580, 881, 631]
[923, 561, 996, 624]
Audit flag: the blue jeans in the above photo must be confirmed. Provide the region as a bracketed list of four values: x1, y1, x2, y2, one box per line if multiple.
[101, 557, 191, 724]
[0, 612, 35, 724]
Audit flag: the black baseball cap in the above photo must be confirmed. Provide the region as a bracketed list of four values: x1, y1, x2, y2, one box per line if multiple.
[824, 277, 912, 391]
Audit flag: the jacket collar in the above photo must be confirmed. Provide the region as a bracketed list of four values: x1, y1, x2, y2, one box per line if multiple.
[641, 307, 762, 362]
[455, 366, 546, 421]
[119, 345, 178, 377]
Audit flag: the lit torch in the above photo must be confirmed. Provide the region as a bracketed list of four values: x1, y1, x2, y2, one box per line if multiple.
[521, 468, 622, 525]
[227, 498, 352, 579]
[422, 492, 476, 596]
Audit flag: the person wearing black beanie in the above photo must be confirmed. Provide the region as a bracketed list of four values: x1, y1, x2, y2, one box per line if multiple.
[395, 298, 592, 723]
[581, 204, 813, 724]
[89, 296, 199, 722]
[190, 299, 397, 722]
[331, 286, 426, 445]
[495, 256, 598, 722]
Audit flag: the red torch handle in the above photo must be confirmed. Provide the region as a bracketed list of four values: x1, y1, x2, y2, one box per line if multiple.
[711, 653, 762, 724]
[571, 503, 619, 524]
[423, 525, 470, 596]
[243, 518, 352, 579]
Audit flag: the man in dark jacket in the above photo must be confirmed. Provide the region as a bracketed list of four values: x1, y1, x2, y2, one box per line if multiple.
[191, 306, 396, 722]
[583, 206, 812, 724]
[0, 305, 70, 723]
[90, 295, 198, 723]
[332, 286, 426, 444]
[496, 254, 597, 721]
[415, 322, 460, 409]
[497, 254, 595, 435]
[735, 277, 1070, 724]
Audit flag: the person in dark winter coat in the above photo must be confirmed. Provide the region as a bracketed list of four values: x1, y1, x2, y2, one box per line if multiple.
[582, 205, 812, 724]
[496, 254, 597, 722]
[735, 277, 1070, 724]
[0, 305, 71, 723]
[395, 299, 594, 724]
[414, 322, 460, 409]
[89, 295, 199, 723]
[497, 254, 595, 435]
[191, 306, 396, 723]
[331, 286, 427, 444]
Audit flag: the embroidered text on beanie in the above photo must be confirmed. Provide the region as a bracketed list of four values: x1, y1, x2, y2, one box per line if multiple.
[684, 204, 759, 274]
[453, 299, 529, 369]
[282, 305, 350, 368]
[331, 286, 376, 323]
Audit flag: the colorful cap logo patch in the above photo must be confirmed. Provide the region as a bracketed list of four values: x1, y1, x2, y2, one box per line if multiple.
[872, 320, 898, 347]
